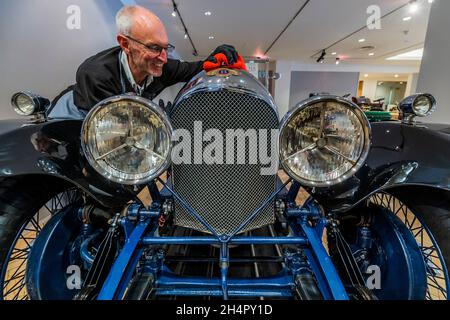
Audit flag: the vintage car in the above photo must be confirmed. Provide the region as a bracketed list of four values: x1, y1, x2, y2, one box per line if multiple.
[0, 68, 449, 300]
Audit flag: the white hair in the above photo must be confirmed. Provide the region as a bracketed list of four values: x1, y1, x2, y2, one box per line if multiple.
[116, 6, 136, 36]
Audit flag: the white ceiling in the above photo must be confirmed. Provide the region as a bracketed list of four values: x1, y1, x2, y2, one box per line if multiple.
[135, 0, 432, 66]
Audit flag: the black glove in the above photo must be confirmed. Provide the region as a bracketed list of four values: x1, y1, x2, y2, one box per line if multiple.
[207, 44, 239, 65]
[159, 99, 173, 113]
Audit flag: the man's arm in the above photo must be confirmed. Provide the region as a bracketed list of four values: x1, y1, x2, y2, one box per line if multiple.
[161, 59, 203, 87]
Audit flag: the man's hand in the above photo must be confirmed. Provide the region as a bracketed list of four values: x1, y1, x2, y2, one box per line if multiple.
[207, 44, 239, 65]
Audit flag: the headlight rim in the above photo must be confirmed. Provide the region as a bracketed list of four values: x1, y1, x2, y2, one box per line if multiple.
[279, 95, 372, 187]
[81, 94, 173, 186]
[11, 91, 43, 116]
[399, 93, 437, 119]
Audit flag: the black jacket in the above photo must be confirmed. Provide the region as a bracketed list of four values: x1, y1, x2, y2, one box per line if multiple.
[73, 46, 203, 111]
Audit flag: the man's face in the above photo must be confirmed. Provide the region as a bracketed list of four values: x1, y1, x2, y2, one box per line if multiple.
[127, 23, 169, 77]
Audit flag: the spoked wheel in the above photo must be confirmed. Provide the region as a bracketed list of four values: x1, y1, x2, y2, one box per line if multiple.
[368, 192, 449, 300]
[0, 179, 81, 300]
[330, 190, 449, 300]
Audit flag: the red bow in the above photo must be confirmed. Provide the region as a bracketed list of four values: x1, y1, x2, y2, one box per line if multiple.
[203, 53, 248, 72]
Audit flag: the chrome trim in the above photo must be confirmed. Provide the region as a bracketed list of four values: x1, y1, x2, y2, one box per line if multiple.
[279, 95, 372, 187]
[172, 69, 279, 120]
[81, 94, 173, 185]
[11, 91, 48, 116]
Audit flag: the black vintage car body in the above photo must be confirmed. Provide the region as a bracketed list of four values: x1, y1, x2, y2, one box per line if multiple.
[0, 69, 449, 300]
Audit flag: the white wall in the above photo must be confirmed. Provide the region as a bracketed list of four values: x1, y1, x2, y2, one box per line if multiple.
[0, 0, 123, 119]
[405, 73, 419, 97]
[416, 0, 450, 124]
[361, 79, 379, 101]
[274, 60, 419, 118]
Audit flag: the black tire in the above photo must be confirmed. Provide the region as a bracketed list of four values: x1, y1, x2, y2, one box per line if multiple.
[0, 176, 73, 300]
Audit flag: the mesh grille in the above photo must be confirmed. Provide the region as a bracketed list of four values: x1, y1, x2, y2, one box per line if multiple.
[171, 91, 279, 236]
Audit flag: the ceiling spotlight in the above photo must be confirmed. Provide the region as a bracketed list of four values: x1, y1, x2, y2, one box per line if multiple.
[368, 52, 375, 56]
[331, 52, 337, 55]
[317, 49, 326, 63]
[364, 74, 369, 78]
[403, 16, 412, 21]
[184, 33, 188, 39]
[171, 11, 177, 17]
[335, 58, 340, 65]
[204, 11, 212, 16]
[359, 38, 366, 43]
[409, 2, 419, 13]
[428, 0, 434, 3]
[395, 74, 399, 78]
[209, 36, 215, 40]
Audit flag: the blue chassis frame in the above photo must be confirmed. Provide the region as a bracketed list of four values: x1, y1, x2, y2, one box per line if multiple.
[91, 178, 349, 300]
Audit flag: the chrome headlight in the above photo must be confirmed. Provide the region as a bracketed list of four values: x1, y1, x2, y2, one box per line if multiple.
[280, 96, 371, 187]
[82, 95, 172, 185]
[11, 91, 49, 116]
[399, 93, 436, 120]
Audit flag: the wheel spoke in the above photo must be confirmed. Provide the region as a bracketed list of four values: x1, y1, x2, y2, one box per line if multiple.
[2, 188, 81, 300]
[4, 280, 26, 298]
[4, 258, 27, 285]
[5, 268, 26, 284]
[361, 193, 448, 300]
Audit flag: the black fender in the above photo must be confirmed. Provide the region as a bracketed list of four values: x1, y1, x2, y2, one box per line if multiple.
[0, 119, 137, 207]
[310, 121, 450, 212]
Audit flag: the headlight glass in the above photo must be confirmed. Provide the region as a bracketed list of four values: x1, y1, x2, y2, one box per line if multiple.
[12, 93, 35, 115]
[82, 96, 172, 185]
[280, 97, 371, 187]
[413, 95, 433, 116]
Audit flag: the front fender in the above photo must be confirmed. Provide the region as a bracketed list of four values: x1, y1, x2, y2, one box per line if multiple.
[0, 119, 136, 207]
[311, 122, 450, 212]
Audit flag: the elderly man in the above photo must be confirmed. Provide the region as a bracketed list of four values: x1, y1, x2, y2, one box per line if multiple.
[48, 5, 240, 118]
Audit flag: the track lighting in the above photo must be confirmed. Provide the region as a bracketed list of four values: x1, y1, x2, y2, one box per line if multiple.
[317, 50, 326, 63]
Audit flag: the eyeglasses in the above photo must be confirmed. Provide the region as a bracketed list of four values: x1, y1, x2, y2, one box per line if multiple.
[125, 35, 175, 56]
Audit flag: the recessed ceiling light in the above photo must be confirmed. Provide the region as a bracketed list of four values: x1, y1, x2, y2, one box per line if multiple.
[171, 11, 177, 17]
[428, 0, 434, 3]
[403, 16, 412, 21]
[368, 52, 375, 56]
[204, 11, 212, 16]
[364, 74, 369, 78]
[409, 3, 419, 13]
[387, 48, 424, 60]
[209, 36, 215, 40]
[395, 74, 399, 78]
[359, 38, 366, 43]
[331, 52, 337, 55]
[184, 33, 188, 39]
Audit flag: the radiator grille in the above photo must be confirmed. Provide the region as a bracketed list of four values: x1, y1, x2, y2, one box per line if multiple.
[171, 90, 279, 235]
